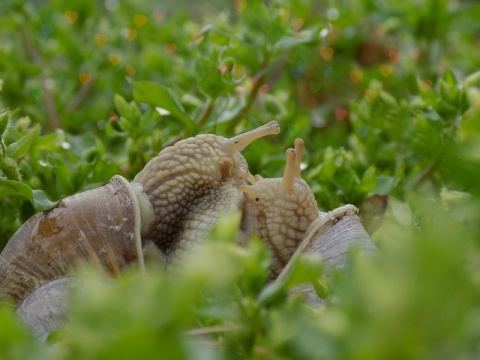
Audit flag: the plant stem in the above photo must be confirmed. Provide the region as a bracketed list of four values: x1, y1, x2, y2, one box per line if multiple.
[228, 58, 270, 133]
[196, 97, 215, 128]
[22, 30, 61, 130]
[413, 159, 440, 190]
[64, 77, 96, 114]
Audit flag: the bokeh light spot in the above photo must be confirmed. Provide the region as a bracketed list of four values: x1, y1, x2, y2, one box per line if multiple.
[153, 11, 165, 23]
[365, 89, 378, 102]
[419, 79, 433, 92]
[320, 46, 334, 61]
[258, 83, 269, 96]
[164, 43, 177, 56]
[234, 0, 247, 12]
[79, 73, 92, 85]
[123, 28, 138, 41]
[126, 64, 136, 77]
[64, 11, 78, 25]
[380, 64, 393, 77]
[109, 53, 123, 66]
[349, 69, 363, 83]
[93, 33, 108, 47]
[389, 50, 402, 64]
[334, 108, 348, 121]
[326, 8, 340, 21]
[291, 17, 304, 31]
[133, 14, 148, 28]
[278, 8, 291, 21]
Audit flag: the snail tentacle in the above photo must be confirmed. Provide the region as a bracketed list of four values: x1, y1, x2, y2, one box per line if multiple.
[223, 121, 280, 155]
[281, 148, 297, 193]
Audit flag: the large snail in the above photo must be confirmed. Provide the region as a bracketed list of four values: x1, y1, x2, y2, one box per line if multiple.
[0, 121, 375, 339]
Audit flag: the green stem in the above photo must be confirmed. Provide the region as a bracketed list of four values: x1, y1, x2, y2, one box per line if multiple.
[196, 97, 215, 128]
[227, 57, 270, 133]
[21, 28, 61, 130]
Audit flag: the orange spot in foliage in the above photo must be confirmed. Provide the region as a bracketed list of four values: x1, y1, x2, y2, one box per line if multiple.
[109, 53, 123, 66]
[349, 70, 363, 84]
[164, 43, 177, 56]
[234, 0, 247, 12]
[419, 79, 433, 92]
[79, 73, 92, 84]
[64, 11, 78, 24]
[123, 28, 138, 41]
[380, 64, 393, 77]
[334, 108, 348, 121]
[133, 14, 148, 28]
[365, 89, 378, 102]
[389, 50, 402, 64]
[291, 17, 304, 31]
[320, 46, 334, 61]
[153, 11, 165, 23]
[126, 64, 136, 77]
[93, 33, 108, 47]
[258, 84, 270, 96]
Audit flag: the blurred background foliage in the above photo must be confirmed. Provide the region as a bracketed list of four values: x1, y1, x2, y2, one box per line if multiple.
[1, 0, 480, 358]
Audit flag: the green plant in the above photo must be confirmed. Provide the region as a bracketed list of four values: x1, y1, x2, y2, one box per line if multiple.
[2, 0, 480, 358]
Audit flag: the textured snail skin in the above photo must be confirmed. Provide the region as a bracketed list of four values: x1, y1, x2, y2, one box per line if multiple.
[239, 139, 319, 278]
[132, 121, 280, 262]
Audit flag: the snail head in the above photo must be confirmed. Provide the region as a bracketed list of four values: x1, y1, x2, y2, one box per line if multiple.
[132, 121, 280, 258]
[240, 139, 319, 277]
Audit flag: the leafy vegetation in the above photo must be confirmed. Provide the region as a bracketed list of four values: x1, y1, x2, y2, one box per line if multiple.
[1, 0, 480, 358]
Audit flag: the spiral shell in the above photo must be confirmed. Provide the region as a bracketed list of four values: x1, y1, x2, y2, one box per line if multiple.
[0, 176, 142, 304]
[281, 205, 377, 306]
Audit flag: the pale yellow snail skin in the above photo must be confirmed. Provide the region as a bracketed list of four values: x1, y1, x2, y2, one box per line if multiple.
[239, 139, 319, 278]
[132, 121, 281, 262]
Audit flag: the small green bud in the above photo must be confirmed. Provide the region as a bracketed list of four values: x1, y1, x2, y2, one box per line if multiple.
[1, 157, 21, 181]
[0, 109, 10, 137]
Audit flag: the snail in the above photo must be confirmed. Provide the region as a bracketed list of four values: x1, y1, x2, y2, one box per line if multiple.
[239, 139, 319, 279]
[0, 120, 376, 339]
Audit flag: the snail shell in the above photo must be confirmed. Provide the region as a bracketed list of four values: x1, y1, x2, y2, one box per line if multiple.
[281, 205, 377, 307]
[0, 176, 143, 304]
[15, 277, 73, 341]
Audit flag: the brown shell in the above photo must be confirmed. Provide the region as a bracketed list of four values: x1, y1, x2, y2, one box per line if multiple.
[282, 205, 377, 306]
[0, 176, 139, 304]
[15, 277, 73, 341]
[301, 206, 376, 276]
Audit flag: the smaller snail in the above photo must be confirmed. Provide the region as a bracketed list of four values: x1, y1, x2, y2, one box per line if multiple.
[239, 139, 319, 279]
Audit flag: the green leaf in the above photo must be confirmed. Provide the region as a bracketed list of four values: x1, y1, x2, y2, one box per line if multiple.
[6, 124, 39, 159]
[114, 94, 130, 117]
[0, 178, 59, 212]
[273, 27, 319, 53]
[133, 81, 195, 131]
[0, 109, 9, 137]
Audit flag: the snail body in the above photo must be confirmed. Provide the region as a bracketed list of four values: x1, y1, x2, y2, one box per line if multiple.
[239, 139, 319, 278]
[133, 122, 280, 261]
